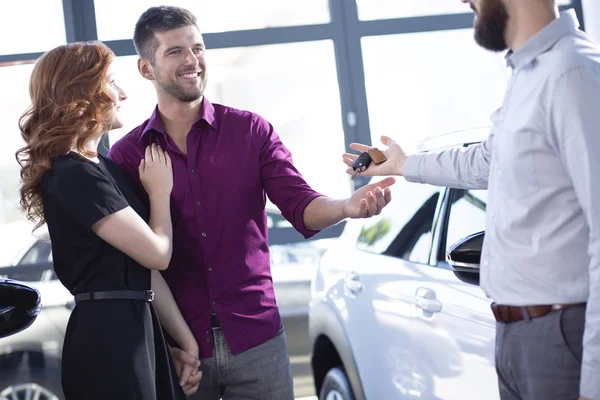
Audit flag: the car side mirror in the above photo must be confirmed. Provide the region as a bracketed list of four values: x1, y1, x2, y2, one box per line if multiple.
[446, 231, 484, 286]
[0, 279, 41, 338]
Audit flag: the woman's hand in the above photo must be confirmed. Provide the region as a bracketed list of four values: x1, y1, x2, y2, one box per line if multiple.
[139, 143, 173, 200]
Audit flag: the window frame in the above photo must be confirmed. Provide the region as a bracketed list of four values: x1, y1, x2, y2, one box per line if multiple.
[0, 0, 585, 187]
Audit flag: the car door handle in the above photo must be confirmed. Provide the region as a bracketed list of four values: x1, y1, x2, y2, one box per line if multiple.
[344, 271, 363, 297]
[415, 287, 442, 313]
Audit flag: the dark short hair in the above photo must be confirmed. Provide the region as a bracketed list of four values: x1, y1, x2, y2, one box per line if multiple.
[133, 6, 198, 64]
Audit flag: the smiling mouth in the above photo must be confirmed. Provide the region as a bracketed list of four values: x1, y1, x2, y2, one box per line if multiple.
[179, 71, 202, 79]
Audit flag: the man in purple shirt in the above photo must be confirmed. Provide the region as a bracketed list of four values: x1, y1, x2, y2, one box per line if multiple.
[108, 6, 395, 399]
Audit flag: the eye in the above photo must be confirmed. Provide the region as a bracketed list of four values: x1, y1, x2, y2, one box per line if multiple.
[171, 49, 181, 55]
[193, 47, 204, 54]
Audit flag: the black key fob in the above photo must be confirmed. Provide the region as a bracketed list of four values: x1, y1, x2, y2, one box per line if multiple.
[352, 151, 372, 173]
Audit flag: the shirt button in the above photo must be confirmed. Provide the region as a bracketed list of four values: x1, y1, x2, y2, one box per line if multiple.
[212, 300, 216, 305]
[191, 169, 195, 173]
[484, 260, 489, 266]
[206, 338, 211, 343]
[205, 330, 209, 334]
[208, 267, 213, 272]
[196, 201, 201, 206]
[202, 232, 207, 237]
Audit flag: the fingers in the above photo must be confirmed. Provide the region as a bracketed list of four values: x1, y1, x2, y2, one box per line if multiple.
[360, 199, 368, 216]
[365, 191, 378, 216]
[380, 135, 395, 146]
[343, 158, 355, 168]
[171, 347, 199, 367]
[183, 370, 202, 396]
[360, 181, 394, 218]
[179, 362, 195, 387]
[156, 144, 166, 165]
[185, 369, 202, 387]
[138, 159, 145, 175]
[174, 359, 183, 380]
[358, 189, 384, 218]
[374, 187, 387, 213]
[150, 143, 159, 162]
[145, 144, 170, 165]
[145, 144, 153, 162]
[183, 382, 200, 397]
[349, 143, 372, 153]
[376, 177, 396, 189]
[343, 153, 359, 162]
[383, 187, 392, 204]
[168, 347, 201, 388]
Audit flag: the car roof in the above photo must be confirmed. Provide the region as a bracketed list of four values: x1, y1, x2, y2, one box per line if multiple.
[9, 224, 50, 266]
[414, 126, 491, 152]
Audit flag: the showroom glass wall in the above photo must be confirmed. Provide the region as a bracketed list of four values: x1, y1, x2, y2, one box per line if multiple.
[0, 0, 584, 258]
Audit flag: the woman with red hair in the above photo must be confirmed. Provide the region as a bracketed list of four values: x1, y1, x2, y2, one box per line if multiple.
[16, 41, 198, 399]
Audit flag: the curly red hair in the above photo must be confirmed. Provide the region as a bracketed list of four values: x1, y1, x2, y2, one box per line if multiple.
[16, 41, 116, 229]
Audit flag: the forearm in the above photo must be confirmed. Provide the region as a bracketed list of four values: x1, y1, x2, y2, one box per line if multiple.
[303, 196, 346, 231]
[148, 194, 173, 265]
[403, 140, 492, 190]
[151, 270, 198, 352]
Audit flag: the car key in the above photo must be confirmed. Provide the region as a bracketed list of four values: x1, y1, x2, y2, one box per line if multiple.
[351, 151, 372, 178]
[351, 148, 387, 178]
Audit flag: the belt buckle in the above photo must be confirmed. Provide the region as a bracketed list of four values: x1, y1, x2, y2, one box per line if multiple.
[146, 290, 155, 302]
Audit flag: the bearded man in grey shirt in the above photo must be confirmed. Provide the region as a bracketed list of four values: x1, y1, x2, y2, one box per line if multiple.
[344, 1, 600, 399]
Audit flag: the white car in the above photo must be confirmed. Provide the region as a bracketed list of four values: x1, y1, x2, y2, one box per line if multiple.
[309, 128, 500, 400]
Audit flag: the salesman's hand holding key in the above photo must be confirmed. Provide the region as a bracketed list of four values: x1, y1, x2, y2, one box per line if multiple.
[344, 135, 407, 177]
[350, 147, 388, 178]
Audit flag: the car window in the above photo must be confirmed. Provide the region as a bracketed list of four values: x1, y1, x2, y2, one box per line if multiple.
[355, 178, 440, 264]
[18, 239, 53, 265]
[444, 189, 487, 253]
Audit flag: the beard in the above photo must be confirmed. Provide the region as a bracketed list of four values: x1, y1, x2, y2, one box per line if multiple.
[155, 68, 207, 103]
[473, 0, 510, 52]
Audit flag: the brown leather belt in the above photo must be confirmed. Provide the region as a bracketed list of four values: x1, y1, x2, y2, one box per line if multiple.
[491, 302, 586, 323]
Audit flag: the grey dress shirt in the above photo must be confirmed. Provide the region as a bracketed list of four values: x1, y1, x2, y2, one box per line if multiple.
[403, 10, 600, 398]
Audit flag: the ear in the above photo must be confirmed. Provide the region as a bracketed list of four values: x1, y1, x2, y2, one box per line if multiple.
[138, 58, 155, 81]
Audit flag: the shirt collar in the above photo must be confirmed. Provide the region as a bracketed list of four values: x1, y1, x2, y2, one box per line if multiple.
[138, 97, 219, 141]
[506, 9, 579, 70]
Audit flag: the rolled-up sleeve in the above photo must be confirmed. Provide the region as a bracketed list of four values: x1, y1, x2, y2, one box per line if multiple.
[255, 115, 323, 239]
[550, 67, 600, 400]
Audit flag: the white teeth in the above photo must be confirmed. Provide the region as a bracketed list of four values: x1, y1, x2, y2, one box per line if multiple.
[181, 72, 201, 79]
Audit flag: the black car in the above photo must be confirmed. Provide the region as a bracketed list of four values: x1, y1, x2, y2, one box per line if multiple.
[0, 278, 49, 399]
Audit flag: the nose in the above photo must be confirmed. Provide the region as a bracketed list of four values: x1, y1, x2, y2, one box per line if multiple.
[119, 86, 128, 101]
[183, 48, 199, 66]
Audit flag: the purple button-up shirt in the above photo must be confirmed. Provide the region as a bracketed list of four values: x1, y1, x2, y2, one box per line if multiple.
[108, 98, 322, 357]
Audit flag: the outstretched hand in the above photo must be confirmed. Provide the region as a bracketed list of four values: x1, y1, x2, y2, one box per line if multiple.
[343, 135, 406, 177]
[343, 177, 395, 219]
